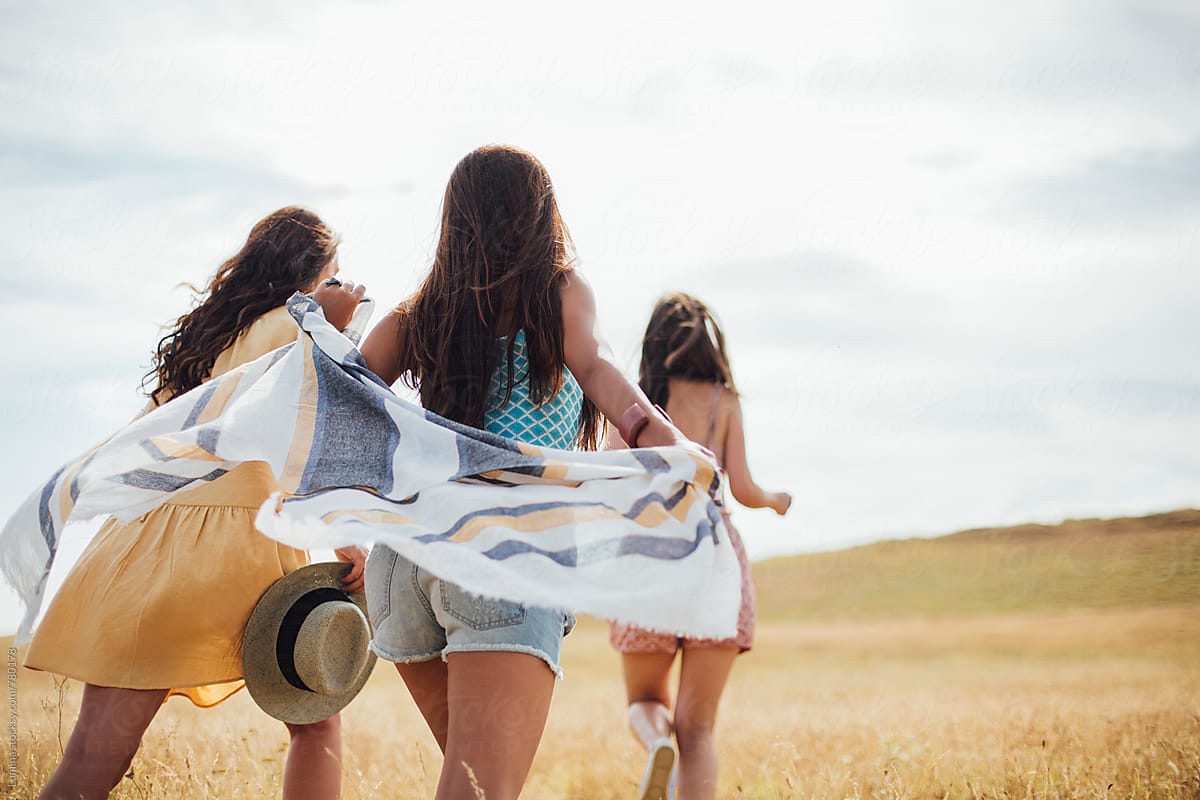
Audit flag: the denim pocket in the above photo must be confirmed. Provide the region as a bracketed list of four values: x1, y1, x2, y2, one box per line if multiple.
[365, 546, 400, 627]
[439, 579, 527, 630]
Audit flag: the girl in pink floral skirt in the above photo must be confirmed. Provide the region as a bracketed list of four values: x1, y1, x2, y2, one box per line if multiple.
[609, 292, 792, 800]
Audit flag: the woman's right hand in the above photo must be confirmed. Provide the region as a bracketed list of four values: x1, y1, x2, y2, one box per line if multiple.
[334, 545, 369, 593]
[768, 491, 793, 516]
[313, 279, 366, 331]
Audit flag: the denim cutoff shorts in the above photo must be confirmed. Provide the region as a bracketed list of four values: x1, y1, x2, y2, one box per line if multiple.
[365, 545, 575, 678]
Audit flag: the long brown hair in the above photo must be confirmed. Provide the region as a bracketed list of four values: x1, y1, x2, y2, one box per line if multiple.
[639, 292, 736, 408]
[394, 144, 600, 449]
[144, 206, 339, 404]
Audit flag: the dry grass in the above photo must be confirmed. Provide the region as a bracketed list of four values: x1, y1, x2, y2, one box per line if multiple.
[753, 510, 1200, 621]
[4, 511, 1199, 798]
[4, 609, 1199, 799]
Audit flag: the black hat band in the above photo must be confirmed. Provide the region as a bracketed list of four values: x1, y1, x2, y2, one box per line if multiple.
[275, 587, 350, 693]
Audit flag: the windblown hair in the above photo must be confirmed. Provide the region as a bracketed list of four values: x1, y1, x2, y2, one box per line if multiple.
[638, 292, 736, 408]
[144, 206, 339, 404]
[394, 144, 600, 449]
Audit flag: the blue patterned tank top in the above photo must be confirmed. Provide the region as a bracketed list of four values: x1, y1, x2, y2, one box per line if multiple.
[483, 330, 583, 449]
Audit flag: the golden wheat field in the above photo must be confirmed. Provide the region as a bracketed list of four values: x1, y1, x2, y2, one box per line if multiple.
[4, 513, 1200, 799]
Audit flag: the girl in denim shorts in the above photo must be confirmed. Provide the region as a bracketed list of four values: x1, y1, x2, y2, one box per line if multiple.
[359, 145, 694, 800]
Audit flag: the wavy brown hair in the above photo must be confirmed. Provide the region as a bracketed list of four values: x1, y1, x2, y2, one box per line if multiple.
[394, 144, 600, 449]
[639, 292, 737, 408]
[144, 206, 339, 404]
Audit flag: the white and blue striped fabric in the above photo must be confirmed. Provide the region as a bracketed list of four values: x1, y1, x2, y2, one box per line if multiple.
[1, 294, 741, 644]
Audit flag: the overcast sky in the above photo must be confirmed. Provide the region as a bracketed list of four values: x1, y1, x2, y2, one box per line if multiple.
[2, 0, 1198, 631]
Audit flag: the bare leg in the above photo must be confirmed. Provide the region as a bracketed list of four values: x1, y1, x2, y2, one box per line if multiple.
[673, 647, 737, 800]
[283, 714, 342, 800]
[436, 651, 555, 800]
[395, 659, 450, 752]
[621, 652, 677, 748]
[39, 684, 168, 800]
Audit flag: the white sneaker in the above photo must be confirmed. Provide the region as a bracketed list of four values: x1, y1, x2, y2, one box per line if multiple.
[638, 737, 676, 800]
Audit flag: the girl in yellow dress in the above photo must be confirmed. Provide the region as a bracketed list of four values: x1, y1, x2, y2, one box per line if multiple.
[26, 207, 368, 800]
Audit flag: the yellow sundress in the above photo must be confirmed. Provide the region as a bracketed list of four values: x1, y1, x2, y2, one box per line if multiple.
[23, 306, 309, 707]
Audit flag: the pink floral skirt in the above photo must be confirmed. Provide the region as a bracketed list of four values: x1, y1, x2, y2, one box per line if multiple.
[609, 511, 755, 654]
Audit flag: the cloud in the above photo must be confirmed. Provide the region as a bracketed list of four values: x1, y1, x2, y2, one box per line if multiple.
[697, 251, 869, 289]
[686, 251, 948, 354]
[911, 150, 977, 173]
[1018, 139, 1200, 227]
[0, 131, 336, 196]
[1, 0, 1198, 580]
[0, 131, 351, 293]
[995, 1, 1200, 104]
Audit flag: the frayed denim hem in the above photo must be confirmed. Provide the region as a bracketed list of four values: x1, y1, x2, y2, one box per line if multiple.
[441, 643, 564, 680]
[369, 639, 443, 665]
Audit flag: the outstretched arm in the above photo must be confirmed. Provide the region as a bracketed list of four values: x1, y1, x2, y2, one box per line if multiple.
[723, 396, 791, 515]
[560, 271, 685, 449]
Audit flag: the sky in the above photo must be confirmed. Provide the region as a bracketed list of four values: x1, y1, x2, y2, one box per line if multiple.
[1, 0, 1198, 632]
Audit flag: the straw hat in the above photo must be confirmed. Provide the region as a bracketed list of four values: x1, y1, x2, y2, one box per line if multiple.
[243, 562, 377, 724]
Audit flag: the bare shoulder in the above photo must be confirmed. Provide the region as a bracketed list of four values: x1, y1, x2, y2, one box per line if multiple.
[360, 302, 411, 383]
[721, 386, 744, 425]
[378, 302, 409, 331]
[707, 383, 739, 433]
[720, 385, 739, 412]
[366, 302, 411, 347]
[254, 305, 296, 334]
[558, 269, 596, 311]
[242, 305, 298, 350]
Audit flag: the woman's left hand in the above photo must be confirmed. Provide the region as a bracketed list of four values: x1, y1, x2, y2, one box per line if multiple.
[639, 418, 720, 471]
[677, 436, 721, 476]
[334, 545, 369, 593]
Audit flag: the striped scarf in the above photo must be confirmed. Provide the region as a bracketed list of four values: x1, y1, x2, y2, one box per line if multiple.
[1, 294, 740, 643]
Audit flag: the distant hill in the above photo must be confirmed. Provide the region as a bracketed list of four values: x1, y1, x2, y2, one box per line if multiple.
[751, 510, 1200, 621]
